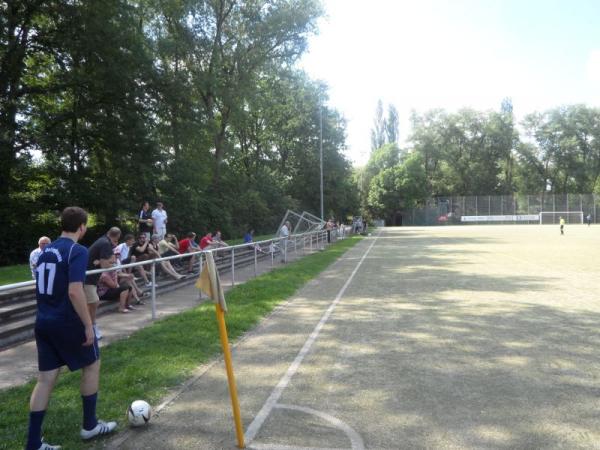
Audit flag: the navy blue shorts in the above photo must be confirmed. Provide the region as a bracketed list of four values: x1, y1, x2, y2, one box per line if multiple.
[35, 322, 99, 372]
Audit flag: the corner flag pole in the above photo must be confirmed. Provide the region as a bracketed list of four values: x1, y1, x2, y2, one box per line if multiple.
[215, 302, 245, 448]
[197, 252, 244, 448]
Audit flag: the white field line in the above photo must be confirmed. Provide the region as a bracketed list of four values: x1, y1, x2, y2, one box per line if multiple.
[244, 233, 380, 444]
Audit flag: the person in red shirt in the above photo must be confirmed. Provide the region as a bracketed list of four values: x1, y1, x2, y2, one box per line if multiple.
[178, 232, 200, 273]
[199, 232, 214, 250]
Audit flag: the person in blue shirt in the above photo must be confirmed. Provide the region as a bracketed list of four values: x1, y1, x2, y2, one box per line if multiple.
[25, 207, 116, 450]
[243, 229, 254, 244]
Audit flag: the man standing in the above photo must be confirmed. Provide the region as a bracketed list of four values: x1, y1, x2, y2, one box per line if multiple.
[586, 214, 592, 226]
[138, 201, 153, 239]
[152, 202, 168, 241]
[279, 221, 291, 262]
[29, 236, 51, 279]
[25, 207, 116, 450]
[279, 221, 291, 239]
[559, 216, 565, 235]
[326, 218, 334, 243]
[84, 227, 121, 340]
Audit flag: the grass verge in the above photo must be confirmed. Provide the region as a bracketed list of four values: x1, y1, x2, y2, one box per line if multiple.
[0, 264, 31, 286]
[0, 236, 362, 450]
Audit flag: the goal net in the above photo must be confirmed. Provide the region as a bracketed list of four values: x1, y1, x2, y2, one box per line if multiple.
[276, 210, 325, 235]
[539, 211, 583, 224]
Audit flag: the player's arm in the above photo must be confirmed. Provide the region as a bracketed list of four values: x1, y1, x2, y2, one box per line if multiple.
[69, 245, 94, 346]
[69, 281, 94, 345]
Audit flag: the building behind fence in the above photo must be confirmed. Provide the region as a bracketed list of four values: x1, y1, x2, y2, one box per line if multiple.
[399, 193, 600, 226]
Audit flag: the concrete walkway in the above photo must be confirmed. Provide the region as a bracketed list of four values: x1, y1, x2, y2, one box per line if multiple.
[0, 244, 314, 391]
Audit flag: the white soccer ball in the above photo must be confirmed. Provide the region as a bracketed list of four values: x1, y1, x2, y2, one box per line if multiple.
[127, 400, 152, 427]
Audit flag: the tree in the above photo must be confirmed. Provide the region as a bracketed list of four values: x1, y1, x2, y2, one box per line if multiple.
[371, 100, 399, 151]
[367, 152, 427, 222]
[385, 104, 399, 144]
[370, 99, 386, 151]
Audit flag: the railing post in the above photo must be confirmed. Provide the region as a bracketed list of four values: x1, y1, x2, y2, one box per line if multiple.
[231, 248, 235, 287]
[198, 253, 203, 299]
[271, 241, 274, 267]
[151, 261, 157, 320]
[254, 245, 257, 277]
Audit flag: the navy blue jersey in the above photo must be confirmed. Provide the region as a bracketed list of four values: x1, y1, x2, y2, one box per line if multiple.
[35, 237, 88, 325]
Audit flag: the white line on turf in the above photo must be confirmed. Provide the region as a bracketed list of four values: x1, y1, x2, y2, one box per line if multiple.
[244, 233, 380, 445]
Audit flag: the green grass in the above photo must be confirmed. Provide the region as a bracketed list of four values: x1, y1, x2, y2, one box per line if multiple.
[0, 264, 31, 286]
[0, 236, 362, 450]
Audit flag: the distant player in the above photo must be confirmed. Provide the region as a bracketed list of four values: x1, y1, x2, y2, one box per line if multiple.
[559, 216, 565, 235]
[586, 214, 592, 226]
[25, 207, 116, 450]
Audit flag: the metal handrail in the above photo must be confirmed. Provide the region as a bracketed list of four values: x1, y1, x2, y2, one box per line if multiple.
[0, 227, 345, 321]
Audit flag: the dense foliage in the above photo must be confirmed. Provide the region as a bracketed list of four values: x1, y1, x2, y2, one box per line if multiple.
[361, 101, 600, 224]
[0, 0, 357, 264]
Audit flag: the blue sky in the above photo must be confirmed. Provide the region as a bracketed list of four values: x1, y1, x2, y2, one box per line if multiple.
[300, 0, 600, 165]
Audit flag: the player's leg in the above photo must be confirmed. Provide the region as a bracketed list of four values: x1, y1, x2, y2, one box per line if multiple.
[79, 356, 117, 439]
[30, 369, 60, 410]
[26, 369, 60, 450]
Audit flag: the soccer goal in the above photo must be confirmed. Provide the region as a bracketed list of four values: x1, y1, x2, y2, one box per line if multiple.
[539, 211, 584, 224]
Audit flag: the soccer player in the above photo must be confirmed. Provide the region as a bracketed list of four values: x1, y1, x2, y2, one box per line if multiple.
[559, 216, 565, 235]
[25, 207, 116, 450]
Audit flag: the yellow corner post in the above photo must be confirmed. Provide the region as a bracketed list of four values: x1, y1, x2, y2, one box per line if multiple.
[215, 302, 245, 448]
[197, 252, 244, 448]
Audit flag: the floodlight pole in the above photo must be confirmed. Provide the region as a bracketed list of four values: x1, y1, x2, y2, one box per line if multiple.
[320, 103, 324, 221]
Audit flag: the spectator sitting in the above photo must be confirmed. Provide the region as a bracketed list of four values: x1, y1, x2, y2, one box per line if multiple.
[160, 233, 181, 258]
[114, 234, 136, 268]
[130, 233, 153, 286]
[212, 230, 228, 246]
[149, 234, 184, 280]
[244, 229, 266, 253]
[29, 236, 51, 279]
[177, 232, 202, 273]
[96, 255, 134, 313]
[112, 236, 146, 303]
[116, 270, 146, 305]
[200, 231, 224, 251]
[163, 233, 184, 268]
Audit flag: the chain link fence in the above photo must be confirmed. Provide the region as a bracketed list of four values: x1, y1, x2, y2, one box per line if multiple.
[400, 194, 599, 226]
